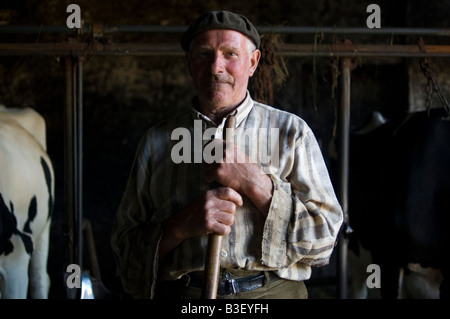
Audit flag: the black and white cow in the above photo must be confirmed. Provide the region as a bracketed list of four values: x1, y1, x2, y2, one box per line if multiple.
[0, 105, 54, 299]
[348, 108, 449, 299]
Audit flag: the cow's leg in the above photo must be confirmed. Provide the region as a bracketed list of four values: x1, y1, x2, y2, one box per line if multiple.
[371, 248, 401, 299]
[0, 266, 6, 298]
[441, 268, 448, 299]
[28, 220, 51, 299]
[0, 238, 30, 298]
[348, 242, 371, 299]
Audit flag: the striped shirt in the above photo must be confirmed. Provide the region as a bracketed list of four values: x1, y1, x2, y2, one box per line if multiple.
[111, 93, 343, 299]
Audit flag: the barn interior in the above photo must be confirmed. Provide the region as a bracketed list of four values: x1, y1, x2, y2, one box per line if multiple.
[0, 0, 449, 300]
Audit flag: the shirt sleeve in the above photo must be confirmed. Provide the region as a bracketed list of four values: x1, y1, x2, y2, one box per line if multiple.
[110, 134, 161, 299]
[261, 126, 343, 269]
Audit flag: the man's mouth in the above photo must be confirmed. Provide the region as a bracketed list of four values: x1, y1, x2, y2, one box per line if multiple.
[203, 74, 233, 85]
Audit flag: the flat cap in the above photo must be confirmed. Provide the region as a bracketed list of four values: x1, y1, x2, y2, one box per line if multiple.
[180, 11, 260, 51]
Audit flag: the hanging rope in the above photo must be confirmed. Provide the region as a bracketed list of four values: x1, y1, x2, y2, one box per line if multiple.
[311, 29, 325, 114]
[252, 33, 288, 105]
[417, 37, 450, 120]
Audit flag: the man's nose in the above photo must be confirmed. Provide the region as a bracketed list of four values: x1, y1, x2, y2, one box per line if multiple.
[211, 53, 225, 74]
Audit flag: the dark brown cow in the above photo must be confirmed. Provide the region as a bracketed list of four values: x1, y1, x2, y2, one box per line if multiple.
[348, 108, 449, 299]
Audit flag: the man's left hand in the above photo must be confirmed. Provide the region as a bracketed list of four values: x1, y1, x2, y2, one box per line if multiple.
[203, 140, 274, 216]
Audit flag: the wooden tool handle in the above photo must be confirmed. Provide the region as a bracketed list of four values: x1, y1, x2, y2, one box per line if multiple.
[201, 114, 236, 299]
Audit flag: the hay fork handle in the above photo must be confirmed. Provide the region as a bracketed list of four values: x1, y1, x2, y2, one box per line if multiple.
[201, 114, 236, 299]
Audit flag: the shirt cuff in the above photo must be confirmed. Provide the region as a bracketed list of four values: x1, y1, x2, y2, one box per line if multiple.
[261, 175, 295, 268]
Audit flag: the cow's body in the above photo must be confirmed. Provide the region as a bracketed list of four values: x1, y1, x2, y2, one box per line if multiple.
[0, 106, 54, 299]
[348, 108, 449, 299]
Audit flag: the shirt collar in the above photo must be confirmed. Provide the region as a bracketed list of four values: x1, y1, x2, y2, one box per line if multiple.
[190, 91, 253, 129]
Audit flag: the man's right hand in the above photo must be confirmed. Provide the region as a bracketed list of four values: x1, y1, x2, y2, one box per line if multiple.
[158, 187, 243, 259]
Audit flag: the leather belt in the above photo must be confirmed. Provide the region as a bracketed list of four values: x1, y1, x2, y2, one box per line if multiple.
[189, 271, 276, 296]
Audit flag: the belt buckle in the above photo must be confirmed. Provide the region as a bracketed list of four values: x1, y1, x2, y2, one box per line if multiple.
[225, 272, 238, 294]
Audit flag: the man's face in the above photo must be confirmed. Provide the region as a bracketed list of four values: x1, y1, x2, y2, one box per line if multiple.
[186, 29, 260, 113]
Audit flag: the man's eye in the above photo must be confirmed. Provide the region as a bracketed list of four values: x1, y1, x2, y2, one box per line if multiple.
[194, 50, 211, 57]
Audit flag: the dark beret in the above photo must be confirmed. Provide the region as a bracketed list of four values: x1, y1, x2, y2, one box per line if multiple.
[180, 11, 260, 51]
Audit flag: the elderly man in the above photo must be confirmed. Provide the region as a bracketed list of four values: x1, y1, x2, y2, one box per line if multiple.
[111, 10, 343, 299]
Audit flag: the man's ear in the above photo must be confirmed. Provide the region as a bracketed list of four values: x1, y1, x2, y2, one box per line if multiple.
[249, 49, 261, 77]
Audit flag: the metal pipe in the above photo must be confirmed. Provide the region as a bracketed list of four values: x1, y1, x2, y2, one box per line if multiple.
[1, 42, 450, 57]
[82, 218, 102, 281]
[75, 57, 84, 275]
[1, 25, 450, 36]
[64, 56, 84, 299]
[0, 25, 87, 34]
[278, 43, 450, 58]
[258, 26, 450, 36]
[71, 57, 80, 273]
[336, 54, 355, 299]
[64, 57, 74, 267]
[65, 56, 84, 276]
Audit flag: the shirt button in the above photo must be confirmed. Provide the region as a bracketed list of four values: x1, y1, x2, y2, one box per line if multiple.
[221, 250, 228, 257]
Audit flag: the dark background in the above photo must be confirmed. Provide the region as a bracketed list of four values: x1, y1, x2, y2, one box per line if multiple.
[0, 0, 448, 298]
